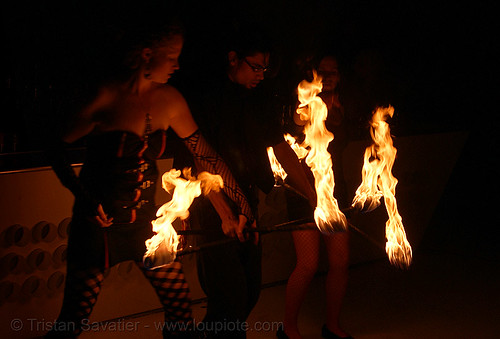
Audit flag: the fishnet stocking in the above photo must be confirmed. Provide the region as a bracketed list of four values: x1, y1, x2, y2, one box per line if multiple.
[47, 261, 193, 338]
[324, 231, 349, 336]
[47, 265, 104, 337]
[138, 261, 193, 323]
[283, 230, 320, 338]
[283, 229, 349, 338]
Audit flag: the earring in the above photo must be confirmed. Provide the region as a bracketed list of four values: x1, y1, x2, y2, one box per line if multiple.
[144, 63, 152, 79]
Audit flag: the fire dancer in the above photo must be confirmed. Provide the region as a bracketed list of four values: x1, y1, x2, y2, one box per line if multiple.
[45, 14, 253, 338]
[279, 53, 353, 339]
[173, 28, 316, 338]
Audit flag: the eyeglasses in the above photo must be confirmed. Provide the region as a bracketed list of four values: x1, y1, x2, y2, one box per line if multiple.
[243, 58, 270, 73]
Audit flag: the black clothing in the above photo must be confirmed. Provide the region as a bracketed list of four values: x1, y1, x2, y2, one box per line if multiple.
[175, 79, 284, 338]
[193, 80, 284, 207]
[48, 128, 196, 339]
[70, 129, 167, 268]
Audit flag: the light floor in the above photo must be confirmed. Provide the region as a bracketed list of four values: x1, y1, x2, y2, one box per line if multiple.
[81, 249, 500, 339]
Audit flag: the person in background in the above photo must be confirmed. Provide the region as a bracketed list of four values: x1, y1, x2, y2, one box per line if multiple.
[279, 52, 352, 339]
[45, 12, 253, 338]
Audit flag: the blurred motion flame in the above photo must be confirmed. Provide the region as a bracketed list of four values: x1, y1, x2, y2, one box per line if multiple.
[352, 106, 412, 268]
[267, 72, 347, 233]
[296, 72, 347, 233]
[143, 168, 223, 269]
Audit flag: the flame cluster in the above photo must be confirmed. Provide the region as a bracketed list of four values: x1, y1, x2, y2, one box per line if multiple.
[143, 168, 223, 269]
[266, 74, 412, 267]
[268, 72, 347, 233]
[147, 77, 413, 269]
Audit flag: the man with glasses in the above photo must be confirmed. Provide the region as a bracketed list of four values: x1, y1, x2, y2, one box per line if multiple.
[228, 52, 270, 89]
[174, 28, 316, 338]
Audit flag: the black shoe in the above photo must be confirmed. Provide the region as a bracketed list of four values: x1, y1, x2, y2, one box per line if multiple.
[276, 324, 289, 339]
[321, 324, 353, 339]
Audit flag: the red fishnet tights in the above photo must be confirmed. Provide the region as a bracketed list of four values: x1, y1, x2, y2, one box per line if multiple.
[283, 229, 349, 338]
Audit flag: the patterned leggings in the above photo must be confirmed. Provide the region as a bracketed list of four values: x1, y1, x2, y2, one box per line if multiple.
[46, 260, 192, 338]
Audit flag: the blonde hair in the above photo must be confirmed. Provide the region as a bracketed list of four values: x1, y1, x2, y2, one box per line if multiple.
[123, 21, 185, 70]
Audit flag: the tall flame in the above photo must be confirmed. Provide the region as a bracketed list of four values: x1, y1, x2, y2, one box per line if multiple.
[296, 72, 347, 233]
[352, 106, 412, 268]
[143, 168, 223, 269]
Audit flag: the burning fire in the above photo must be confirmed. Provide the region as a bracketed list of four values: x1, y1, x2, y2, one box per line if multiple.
[284, 133, 309, 160]
[267, 72, 347, 233]
[143, 168, 223, 269]
[267, 133, 309, 185]
[352, 106, 412, 268]
[267, 146, 287, 184]
[297, 72, 347, 233]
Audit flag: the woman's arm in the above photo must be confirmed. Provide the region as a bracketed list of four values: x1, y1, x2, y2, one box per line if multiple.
[163, 86, 254, 237]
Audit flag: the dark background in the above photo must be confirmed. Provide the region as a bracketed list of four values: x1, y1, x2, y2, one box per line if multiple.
[3, 0, 494, 143]
[2, 1, 497, 257]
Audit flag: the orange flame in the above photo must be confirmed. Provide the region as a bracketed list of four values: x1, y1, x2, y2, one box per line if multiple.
[296, 72, 347, 233]
[143, 168, 223, 269]
[267, 134, 309, 184]
[352, 106, 412, 268]
[267, 146, 287, 184]
[284, 133, 309, 160]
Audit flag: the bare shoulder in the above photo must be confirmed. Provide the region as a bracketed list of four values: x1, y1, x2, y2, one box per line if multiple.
[154, 84, 185, 102]
[63, 85, 119, 143]
[153, 84, 197, 137]
[153, 84, 190, 116]
[83, 85, 118, 117]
